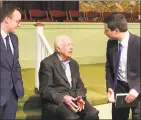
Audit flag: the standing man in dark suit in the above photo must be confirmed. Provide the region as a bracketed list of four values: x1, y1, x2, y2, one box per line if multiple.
[0, 4, 24, 119]
[104, 12, 140, 120]
[39, 35, 99, 120]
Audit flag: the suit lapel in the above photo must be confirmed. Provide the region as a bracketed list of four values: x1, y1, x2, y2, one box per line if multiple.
[113, 41, 118, 73]
[10, 34, 17, 67]
[0, 35, 7, 52]
[53, 54, 68, 83]
[0, 34, 13, 69]
[127, 33, 134, 72]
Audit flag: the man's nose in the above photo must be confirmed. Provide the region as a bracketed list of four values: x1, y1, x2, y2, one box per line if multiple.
[70, 45, 73, 50]
[17, 22, 20, 27]
[104, 31, 106, 35]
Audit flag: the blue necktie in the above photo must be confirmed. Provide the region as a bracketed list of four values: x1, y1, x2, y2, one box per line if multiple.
[114, 43, 122, 91]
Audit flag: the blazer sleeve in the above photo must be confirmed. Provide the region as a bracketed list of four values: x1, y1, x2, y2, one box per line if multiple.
[13, 34, 24, 98]
[74, 61, 87, 98]
[15, 35, 22, 81]
[105, 40, 114, 91]
[132, 38, 140, 94]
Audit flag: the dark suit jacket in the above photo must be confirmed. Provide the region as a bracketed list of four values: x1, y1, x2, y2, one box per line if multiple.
[106, 33, 140, 94]
[0, 33, 24, 106]
[39, 52, 87, 105]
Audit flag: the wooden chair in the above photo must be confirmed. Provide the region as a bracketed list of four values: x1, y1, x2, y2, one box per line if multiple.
[50, 10, 68, 22]
[84, 11, 102, 22]
[29, 9, 49, 21]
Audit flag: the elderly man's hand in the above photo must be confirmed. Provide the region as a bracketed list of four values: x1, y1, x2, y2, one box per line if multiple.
[76, 96, 85, 112]
[62, 95, 79, 113]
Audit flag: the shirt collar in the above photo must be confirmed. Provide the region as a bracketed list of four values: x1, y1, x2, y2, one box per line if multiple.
[118, 32, 130, 48]
[57, 53, 70, 65]
[1, 29, 9, 39]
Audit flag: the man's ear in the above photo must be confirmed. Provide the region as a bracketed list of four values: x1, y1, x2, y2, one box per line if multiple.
[56, 46, 61, 53]
[115, 28, 120, 35]
[115, 28, 120, 33]
[4, 16, 10, 24]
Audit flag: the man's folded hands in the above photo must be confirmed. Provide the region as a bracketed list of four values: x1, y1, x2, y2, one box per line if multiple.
[62, 95, 85, 113]
[76, 96, 85, 111]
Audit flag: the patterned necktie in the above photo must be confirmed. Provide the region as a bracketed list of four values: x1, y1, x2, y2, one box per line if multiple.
[114, 43, 122, 91]
[61, 61, 66, 70]
[61, 61, 72, 87]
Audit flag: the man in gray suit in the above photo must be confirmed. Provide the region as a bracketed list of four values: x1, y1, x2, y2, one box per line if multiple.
[39, 35, 99, 120]
[104, 12, 140, 120]
[0, 4, 24, 119]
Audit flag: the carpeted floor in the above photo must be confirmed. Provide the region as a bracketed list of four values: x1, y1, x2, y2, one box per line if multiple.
[16, 63, 107, 119]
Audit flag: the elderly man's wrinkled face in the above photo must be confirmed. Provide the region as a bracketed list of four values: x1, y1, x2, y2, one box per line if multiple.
[58, 39, 73, 61]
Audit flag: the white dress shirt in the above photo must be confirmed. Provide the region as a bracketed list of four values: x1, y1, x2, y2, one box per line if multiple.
[117, 32, 130, 83]
[1, 29, 14, 54]
[57, 54, 72, 88]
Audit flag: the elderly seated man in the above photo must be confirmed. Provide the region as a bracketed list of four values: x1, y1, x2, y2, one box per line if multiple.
[39, 35, 99, 120]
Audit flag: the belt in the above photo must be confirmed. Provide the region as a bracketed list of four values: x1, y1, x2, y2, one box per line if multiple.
[118, 80, 129, 86]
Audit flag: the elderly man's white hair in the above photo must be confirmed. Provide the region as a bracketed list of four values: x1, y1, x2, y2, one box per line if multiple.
[54, 35, 71, 51]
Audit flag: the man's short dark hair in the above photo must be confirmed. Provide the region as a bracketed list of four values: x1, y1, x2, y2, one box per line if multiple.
[103, 12, 128, 32]
[0, 4, 21, 23]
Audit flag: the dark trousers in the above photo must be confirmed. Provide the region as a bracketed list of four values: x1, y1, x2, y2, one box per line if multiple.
[112, 81, 141, 120]
[0, 88, 18, 120]
[42, 100, 99, 120]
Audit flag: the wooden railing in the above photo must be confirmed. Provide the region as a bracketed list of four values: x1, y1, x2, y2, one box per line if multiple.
[34, 23, 53, 91]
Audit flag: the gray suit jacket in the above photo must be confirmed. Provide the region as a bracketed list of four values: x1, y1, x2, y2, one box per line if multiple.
[106, 33, 140, 94]
[39, 52, 87, 105]
[0, 33, 24, 106]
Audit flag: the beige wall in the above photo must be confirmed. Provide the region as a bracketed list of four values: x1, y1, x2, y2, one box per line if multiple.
[16, 22, 140, 68]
